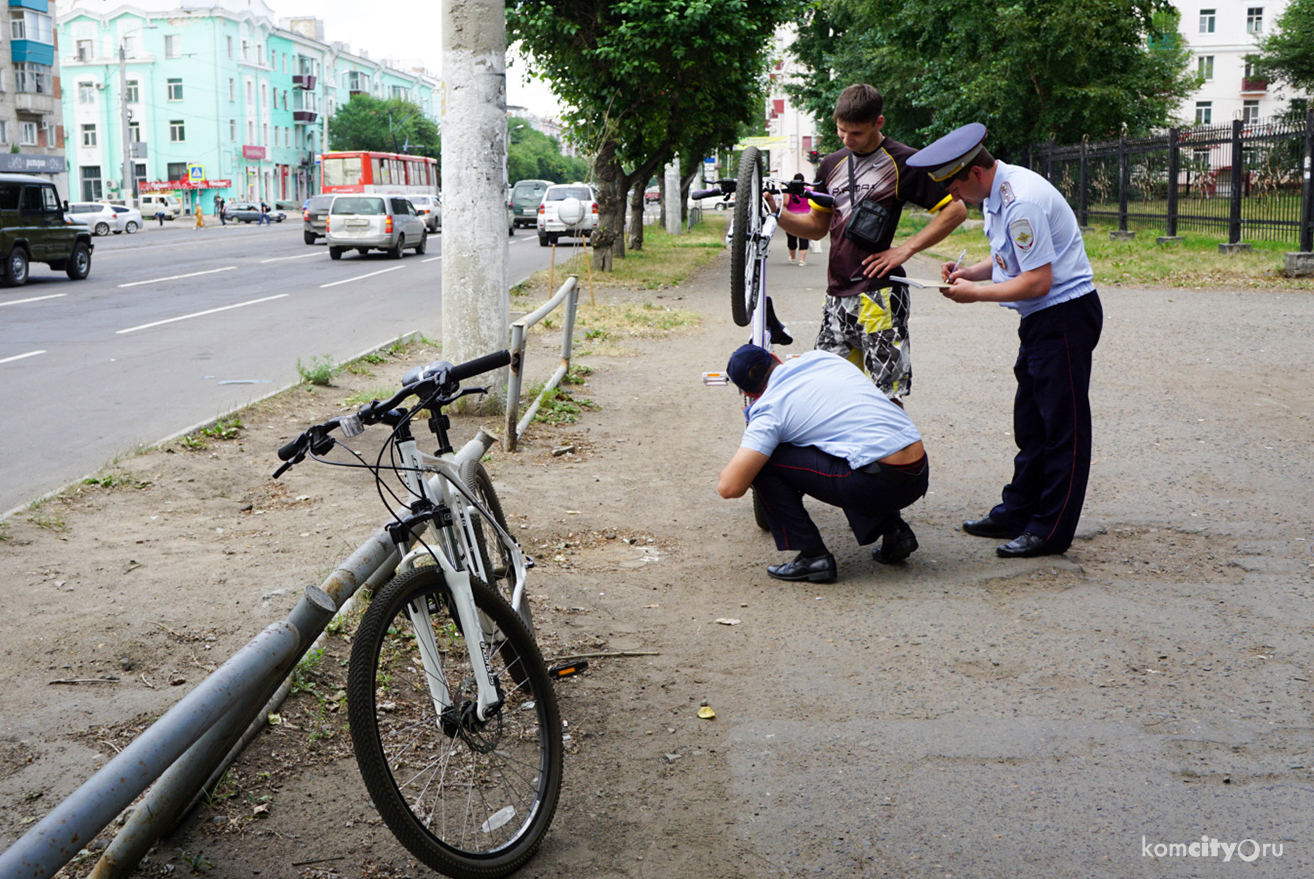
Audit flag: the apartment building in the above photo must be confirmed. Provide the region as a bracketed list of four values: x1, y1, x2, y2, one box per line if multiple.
[1172, 1, 1311, 125]
[1, 0, 68, 189]
[57, 0, 441, 208]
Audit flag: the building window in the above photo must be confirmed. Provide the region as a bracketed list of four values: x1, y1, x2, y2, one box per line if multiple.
[167, 162, 188, 181]
[125, 79, 139, 103]
[19, 121, 37, 145]
[1246, 7, 1263, 34]
[78, 82, 96, 103]
[247, 120, 255, 142]
[241, 40, 249, 61]
[0, 121, 7, 143]
[81, 124, 97, 147]
[81, 166, 102, 201]
[226, 35, 233, 59]
[262, 122, 269, 146]
[1195, 101, 1213, 124]
[134, 163, 147, 192]
[128, 121, 140, 142]
[14, 63, 51, 94]
[391, 85, 407, 99]
[167, 78, 183, 101]
[1243, 100, 1260, 123]
[76, 39, 93, 61]
[1199, 8, 1215, 33]
[1197, 55, 1213, 80]
[164, 34, 180, 58]
[229, 119, 237, 140]
[10, 9, 53, 43]
[228, 78, 235, 101]
[169, 120, 185, 142]
[246, 81, 254, 103]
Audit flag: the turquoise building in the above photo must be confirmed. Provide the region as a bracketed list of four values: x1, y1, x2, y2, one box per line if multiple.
[57, 0, 440, 210]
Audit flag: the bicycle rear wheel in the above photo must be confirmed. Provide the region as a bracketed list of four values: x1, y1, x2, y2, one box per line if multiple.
[459, 459, 532, 635]
[348, 566, 563, 879]
[729, 146, 764, 327]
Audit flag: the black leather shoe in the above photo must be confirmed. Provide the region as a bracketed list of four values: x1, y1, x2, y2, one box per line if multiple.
[767, 551, 837, 583]
[873, 520, 918, 564]
[765, 298, 793, 346]
[962, 515, 1020, 539]
[996, 532, 1061, 558]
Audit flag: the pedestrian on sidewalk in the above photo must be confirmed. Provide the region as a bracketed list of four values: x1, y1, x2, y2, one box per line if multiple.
[258, 201, 271, 225]
[216, 196, 227, 226]
[194, 203, 205, 229]
[717, 344, 929, 583]
[783, 173, 809, 266]
[910, 123, 1103, 559]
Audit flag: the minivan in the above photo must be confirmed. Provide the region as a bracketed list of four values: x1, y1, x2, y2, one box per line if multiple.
[139, 194, 183, 220]
[510, 179, 552, 228]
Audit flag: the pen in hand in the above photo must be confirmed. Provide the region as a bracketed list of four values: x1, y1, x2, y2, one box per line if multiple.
[946, 247, 966, 281]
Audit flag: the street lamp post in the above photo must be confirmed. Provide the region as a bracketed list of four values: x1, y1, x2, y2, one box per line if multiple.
[118, 25, 154, 203]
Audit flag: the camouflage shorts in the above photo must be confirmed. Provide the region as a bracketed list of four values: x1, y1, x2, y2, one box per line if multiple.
[815, 287, 912, 399]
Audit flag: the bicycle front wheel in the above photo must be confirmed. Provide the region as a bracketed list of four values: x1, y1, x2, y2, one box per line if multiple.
[347, 566, 563, 879]
[729, 146, 764, 327]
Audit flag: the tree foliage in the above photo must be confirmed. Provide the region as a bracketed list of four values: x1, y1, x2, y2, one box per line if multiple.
[327, 95, 441, 159]
[508, 0, 806, 268]
[787, 0, 1196, 157]
[507, 116, 590, 183]
[1257, 0, 1314, 94]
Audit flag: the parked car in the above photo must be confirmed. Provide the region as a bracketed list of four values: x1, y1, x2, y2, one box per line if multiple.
[408, 194, 442, 231]
[536, 183, 598, 246]
[644, 187, 661, 204]
[138, 193, 183, 220]
[325, 195, 427, 259]
[302, 194, 334, 244]
[510, 179, 552, 228]
[0, 174, 94, 286]
[226, 202, 287, 223]
[66, 202, 142, 235]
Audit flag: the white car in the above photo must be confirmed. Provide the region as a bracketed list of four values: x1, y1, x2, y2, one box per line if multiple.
[66, 202, 143, 235]
[408, 194, 442, 232]
[536, 183, 598, 247]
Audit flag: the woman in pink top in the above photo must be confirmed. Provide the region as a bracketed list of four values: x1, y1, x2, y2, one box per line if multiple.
[784, 173, 811, 265]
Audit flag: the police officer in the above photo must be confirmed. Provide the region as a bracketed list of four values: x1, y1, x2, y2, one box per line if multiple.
[908, 124, 1103, 558]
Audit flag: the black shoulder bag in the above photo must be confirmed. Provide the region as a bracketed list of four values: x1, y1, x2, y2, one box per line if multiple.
[842, 153, 893, 252]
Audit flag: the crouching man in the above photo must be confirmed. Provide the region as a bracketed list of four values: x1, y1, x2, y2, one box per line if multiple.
[717, 344, 929, 583]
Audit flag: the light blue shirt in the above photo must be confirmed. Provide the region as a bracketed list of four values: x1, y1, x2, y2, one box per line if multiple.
[741, 350, 922, 469]
[983, 162, 1095, 318]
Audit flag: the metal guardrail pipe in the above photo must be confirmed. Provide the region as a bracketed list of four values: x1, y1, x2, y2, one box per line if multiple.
[505, 275, 579, 452]
[88, 586, 337, 879]
[0, 620, 304, 879]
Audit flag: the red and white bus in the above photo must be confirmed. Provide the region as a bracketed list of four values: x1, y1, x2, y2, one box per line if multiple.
[321, 151, 438, 196]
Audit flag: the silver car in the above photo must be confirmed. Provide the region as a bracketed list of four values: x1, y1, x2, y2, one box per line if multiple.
[326, 195, 428, 259]
[66, 201, 143, 236]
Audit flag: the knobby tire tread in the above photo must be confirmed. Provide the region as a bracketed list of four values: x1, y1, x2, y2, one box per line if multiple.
[729, 147, 762, 327]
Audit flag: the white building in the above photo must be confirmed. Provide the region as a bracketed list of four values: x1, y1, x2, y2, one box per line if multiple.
[1171, 1, 1311, 125]
[761, 25, 818, 182]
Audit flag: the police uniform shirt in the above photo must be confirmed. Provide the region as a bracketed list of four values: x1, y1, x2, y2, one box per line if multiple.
[983, 162, 1095, 318]
[740, 350, 922, 469]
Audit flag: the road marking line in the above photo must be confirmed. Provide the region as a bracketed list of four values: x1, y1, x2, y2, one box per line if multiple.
[0, 293, 66, 308]
[117, 266, 237, 288]
[0, 350, 45, 364]
[421, 256, 442, 263]
[116, 294, 289, 334]
[319, 265, 406, 288]
[260, 252, 325, 263]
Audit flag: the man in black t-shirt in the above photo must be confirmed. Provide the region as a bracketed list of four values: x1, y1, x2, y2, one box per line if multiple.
[771, 84, 966, 401]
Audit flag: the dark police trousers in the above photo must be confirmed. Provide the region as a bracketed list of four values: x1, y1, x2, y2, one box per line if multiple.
[753, 445, 929, 554]
[990, 292, 1103, 552]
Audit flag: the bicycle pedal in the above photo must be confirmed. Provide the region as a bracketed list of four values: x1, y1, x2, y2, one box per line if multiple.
[524, 555, 535, 569]
[548, 659, 588, 679]
[703, 372, 729, 386]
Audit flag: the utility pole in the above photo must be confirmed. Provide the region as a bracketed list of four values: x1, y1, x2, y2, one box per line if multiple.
[441, 0, 509, 394]
[119, 42, 133, 202]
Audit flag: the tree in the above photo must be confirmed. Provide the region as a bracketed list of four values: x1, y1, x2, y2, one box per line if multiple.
[507, 116, 589, 183]
[787, 0, 1196, 157]
[327, 95, 441, 159]
[508, 0, 806, 270]
[1257, 0, 1314, 94]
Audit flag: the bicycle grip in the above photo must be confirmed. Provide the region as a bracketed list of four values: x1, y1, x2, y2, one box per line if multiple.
[277, 436, 305, 461]
[690, 188, 723, 200]
[448, 349, 511, 383]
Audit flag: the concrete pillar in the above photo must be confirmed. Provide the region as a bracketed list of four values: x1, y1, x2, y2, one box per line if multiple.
[1284, 252, 1314, 277]
[664, 157, 682, 235]
[1109, 230, 1135, 242]
[441, 0, 509, 391]
[1218, 242, 1252, 255]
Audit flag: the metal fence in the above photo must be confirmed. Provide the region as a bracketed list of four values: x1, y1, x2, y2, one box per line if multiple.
[1020, 110, 1314, 251]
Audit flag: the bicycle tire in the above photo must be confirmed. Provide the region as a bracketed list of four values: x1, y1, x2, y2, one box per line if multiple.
[348, 566, 563, 879]
[458, 459, 532, 635]
[751, 486, 770, 531]
[729, 146, 764, 327]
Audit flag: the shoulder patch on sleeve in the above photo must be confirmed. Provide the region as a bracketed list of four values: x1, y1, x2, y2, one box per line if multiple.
[1008, 217, 1035, 252]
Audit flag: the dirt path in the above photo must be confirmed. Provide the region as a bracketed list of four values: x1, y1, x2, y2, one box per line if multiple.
[3, 249, 1314, 878]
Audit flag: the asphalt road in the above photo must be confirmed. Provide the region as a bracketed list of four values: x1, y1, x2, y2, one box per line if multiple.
[0, 219, 555, 514]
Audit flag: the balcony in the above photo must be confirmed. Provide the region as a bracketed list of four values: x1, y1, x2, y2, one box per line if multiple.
[292, 74, 317, 90]
[15, 92, 57, 116]
[1241, 77, 1267, 93]
[293, 110, 318, 124]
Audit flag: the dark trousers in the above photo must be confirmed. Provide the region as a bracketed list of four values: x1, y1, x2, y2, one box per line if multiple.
[753, 444, 929, 554]
[786, 232, 801, 252]
[990, 292, 1103, 551]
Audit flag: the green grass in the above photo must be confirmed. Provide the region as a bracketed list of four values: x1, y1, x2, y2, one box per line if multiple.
[296, 355, 338, 386]
[526, 383, 600, 424]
